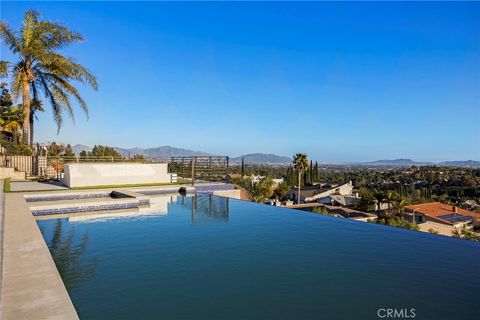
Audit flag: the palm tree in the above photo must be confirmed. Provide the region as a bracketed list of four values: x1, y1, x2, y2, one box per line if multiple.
[0, 10, 97, 145]
[293, 153, 309, 204]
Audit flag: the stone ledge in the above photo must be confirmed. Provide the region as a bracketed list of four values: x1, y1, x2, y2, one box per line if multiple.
[0, 193, 78, 320]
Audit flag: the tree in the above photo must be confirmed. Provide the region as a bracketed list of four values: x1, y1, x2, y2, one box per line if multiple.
[47, 141, 65, 156]
[64, 143, 74, 156]
[293, 153, 309, 204]
[0, 83, 23, 143]
[274, 181, 290, 200]
[452, 226, 479, 242]
[241, 157, 245, 176]
[0, 10, 98, 145]
[240, 176, 274, 203]
[391, 195, 409, 213]
[91, 145, 122, 158]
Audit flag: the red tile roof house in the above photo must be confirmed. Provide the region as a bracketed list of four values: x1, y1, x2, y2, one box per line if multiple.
[404, 202, 480, 227]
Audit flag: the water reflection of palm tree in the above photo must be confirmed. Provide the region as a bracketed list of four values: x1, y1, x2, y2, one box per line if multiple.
[49, 219, 98, 290]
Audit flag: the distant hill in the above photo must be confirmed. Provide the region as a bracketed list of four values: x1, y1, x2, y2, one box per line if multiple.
[230, 153, 292, 165]
[114, 145, 212, 158]
[438, 160, 480, 168]
[72, 144, 212, 158]
[69, 145, 479, 167]
[362, 159, 431, 166]
[359, 159, 480, 168]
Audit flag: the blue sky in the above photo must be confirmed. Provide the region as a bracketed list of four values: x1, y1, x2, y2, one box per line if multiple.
[1, 1, 479, 162]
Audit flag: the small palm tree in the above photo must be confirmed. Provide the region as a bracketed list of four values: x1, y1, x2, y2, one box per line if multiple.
[0, 10, 97, 145]
[293, 153, 309, 204]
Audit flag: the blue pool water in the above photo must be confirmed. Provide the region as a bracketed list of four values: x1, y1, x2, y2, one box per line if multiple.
[37, 195, 480, 320]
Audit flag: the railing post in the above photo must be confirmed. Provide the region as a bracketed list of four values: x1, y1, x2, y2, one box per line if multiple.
[191, 156, 196, 185]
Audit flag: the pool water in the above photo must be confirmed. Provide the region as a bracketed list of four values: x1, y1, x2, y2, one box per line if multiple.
[37, 195, 480, 320]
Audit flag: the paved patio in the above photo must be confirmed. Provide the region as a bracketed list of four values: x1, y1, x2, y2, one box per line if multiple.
[9, 180, 68, 192]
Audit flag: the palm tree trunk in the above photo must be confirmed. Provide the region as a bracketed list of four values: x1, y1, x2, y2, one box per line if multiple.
[297, 171, 301, 204]
[21, 80, 31, 145]
[29, 111, 34, 146]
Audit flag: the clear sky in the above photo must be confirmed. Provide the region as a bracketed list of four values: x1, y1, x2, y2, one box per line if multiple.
[1, 1, 479, 162]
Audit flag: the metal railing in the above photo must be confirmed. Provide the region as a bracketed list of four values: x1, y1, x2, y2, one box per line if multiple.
[1, 154, 229, 182]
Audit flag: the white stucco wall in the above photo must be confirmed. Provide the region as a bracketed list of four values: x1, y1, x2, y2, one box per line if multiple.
[62, 163, 173, 187]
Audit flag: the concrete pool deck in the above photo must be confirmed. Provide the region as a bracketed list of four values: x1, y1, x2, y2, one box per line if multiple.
[0, 193, 78, 320]
[9, 180, 69, 192]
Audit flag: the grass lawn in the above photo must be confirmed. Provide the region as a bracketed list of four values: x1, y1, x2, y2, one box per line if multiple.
[3, 178, 10, 192]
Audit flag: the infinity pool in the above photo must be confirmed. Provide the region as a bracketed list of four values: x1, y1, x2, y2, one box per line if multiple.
[37, 195, 480, 320]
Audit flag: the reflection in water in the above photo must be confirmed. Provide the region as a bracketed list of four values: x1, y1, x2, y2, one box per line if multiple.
[176, 194, 229, 223]
[68, 196, 174, 223]
[49, 219, 98, 290]
[42, 195, 226, 292]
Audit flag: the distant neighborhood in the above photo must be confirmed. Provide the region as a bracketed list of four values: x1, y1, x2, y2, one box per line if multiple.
[230, 154, 480, 241]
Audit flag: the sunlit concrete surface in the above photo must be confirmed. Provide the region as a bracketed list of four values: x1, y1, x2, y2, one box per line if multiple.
[10, 180, 68, 192]
[0, 193, 78, 320]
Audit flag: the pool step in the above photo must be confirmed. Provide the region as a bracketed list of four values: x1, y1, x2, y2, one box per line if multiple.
[29, 190, 151, 216]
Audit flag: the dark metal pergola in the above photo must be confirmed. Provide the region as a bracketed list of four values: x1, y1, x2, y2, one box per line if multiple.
[169, 156, 229, 184]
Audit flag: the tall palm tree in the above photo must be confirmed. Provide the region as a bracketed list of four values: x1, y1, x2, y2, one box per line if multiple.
[0, 10, 97, 145]
[293, 153, 309, 204]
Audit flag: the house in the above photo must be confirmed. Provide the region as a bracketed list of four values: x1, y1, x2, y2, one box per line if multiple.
[323, 205, 376, 222]
[306, 181, 354, 202]
[288, 181, 354, 203]
[404, 202, 480, 227]
[249, 175, 284, 186]
[287, 184, 329, 203]
[317, 194, 361, 207]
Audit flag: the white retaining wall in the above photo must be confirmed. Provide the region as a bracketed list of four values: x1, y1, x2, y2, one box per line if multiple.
[62, 163, 173, 187]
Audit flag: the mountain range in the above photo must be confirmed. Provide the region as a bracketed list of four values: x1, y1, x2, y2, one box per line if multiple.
[360, 159, 480, 167]
[230, 153, 292, 165]
[71, 144, 479, 167]
[72, 144, 212, 158]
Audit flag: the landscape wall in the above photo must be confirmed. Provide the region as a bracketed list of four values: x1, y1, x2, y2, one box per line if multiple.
[62, 163, 173, 187]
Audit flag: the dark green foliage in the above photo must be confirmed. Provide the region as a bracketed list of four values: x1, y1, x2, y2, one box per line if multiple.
[0, 139, 32, 155]
[274, 181, 290, 200]
[370, 216, 419, 231]
[234, 176, 274, 203]
[452, 226, 479, 242]
[90, 145, 122, 158]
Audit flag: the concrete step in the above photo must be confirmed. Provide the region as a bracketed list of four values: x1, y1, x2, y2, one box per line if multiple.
[0, 167, 14, 173]
[0, 169, 27, 180]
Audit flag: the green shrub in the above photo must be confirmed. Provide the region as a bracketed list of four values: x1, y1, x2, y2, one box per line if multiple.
[0, 139, 32, 155]
[373, 215, 419, 231]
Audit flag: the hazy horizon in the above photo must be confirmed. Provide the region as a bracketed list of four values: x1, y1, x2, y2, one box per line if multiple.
[51, 142, 477, 163]
[2, 1, 479, 162]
